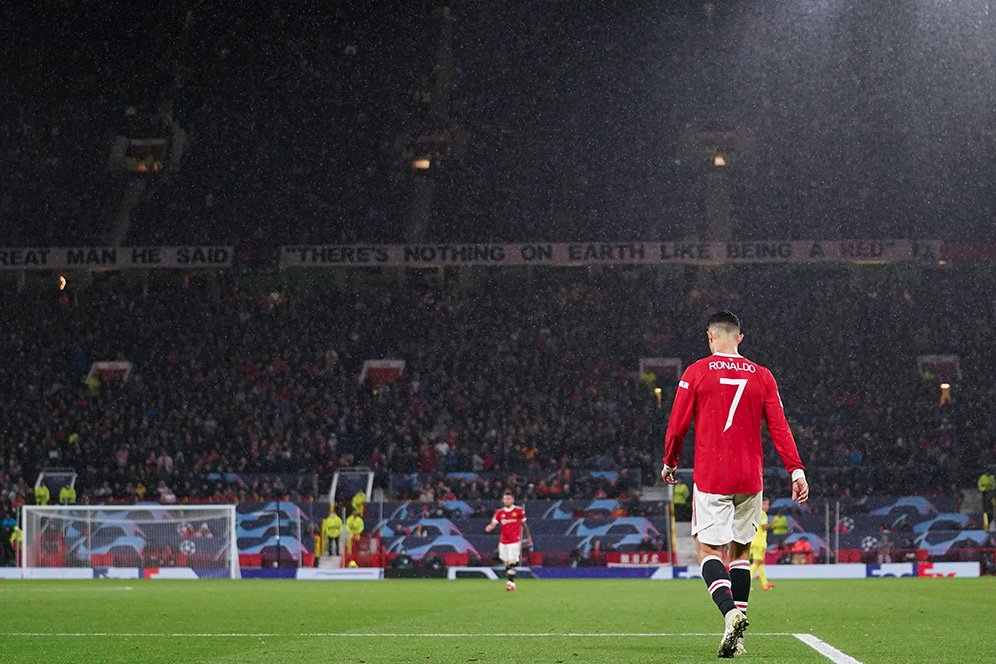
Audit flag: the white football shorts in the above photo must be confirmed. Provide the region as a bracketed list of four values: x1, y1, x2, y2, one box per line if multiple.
[691, 485, 763, 546]
[498, 541, 522, 565]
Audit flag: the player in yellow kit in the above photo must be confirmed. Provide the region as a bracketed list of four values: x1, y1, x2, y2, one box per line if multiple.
[750, 497, 774, 591]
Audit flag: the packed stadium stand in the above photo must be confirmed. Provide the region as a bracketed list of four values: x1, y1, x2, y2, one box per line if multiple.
[1, 270, 994, 569]
[1, 2, 994, 574]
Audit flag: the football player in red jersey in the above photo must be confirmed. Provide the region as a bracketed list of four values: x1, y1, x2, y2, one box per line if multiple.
[662, 311, 809, 657]
[485, 489, 532, 590]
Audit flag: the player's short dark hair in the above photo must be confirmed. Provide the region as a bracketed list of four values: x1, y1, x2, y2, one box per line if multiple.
[707, 310, 741, 333]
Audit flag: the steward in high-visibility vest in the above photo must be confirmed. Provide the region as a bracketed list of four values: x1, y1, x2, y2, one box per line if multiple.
[672, 481, 690, 506]
[980, 473, 996, 530]
[345, 511, 364, 553]
[770, 513, 789, 536]
[10, 525, 24, 565]
[351, 491, 367, 518]
[59, 485, 77, 505]
[34, 484, 50, 505]
[322, 510, 343, 556]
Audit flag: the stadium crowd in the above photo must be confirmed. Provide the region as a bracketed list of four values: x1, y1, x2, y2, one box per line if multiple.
[1, 266, 994, 531]
[2, 4, 995, 568]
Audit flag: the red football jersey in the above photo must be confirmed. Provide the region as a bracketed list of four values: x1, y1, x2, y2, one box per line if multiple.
[492, 506, 526, 544]
[663, 353, 804, 495]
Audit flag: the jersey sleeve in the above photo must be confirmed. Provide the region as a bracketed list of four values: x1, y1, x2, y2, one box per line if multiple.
[663, 366, 697, 469]
[762, 369, 805, 475]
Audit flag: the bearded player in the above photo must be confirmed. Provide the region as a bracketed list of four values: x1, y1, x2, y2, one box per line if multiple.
[485, 489, 532, 591]
[662, 311, 808, 658]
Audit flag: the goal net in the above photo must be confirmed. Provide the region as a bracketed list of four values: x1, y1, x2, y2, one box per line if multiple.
[21, 505, 239, 579]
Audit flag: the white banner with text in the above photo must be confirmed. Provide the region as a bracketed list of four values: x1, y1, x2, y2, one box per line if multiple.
[282, 240, 941, 268]
[0, 246, 233, 270]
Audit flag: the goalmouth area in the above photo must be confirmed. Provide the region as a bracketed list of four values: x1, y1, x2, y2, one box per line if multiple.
[0, 577, 990, 663]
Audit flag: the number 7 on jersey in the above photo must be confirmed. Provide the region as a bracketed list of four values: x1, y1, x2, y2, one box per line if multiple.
[719, 378, 747, 432]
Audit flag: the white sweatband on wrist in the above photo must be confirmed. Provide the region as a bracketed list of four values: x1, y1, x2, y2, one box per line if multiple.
[791, 469, 806, 482]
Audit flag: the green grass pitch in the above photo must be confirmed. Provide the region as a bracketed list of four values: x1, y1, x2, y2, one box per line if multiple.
[0, 577, 991, 663]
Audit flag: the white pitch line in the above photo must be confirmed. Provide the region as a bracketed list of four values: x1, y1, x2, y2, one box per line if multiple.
[794, 633, 864, 664]
[0, 632, 794, 639]
[0, 587, 134, 592]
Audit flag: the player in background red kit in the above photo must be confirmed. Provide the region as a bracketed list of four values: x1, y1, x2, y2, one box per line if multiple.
[485, 489, 532, 591]
[662, 311, 809, 658]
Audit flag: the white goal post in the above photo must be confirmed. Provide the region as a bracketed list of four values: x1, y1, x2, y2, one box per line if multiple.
[21, 505, 239, 579]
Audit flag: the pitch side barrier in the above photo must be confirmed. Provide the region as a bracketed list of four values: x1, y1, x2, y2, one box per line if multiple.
[446, 562, 982, 580]
[662, 562, 980, 579]
[0, 567, 383, 580]
[0, 561, 979, 580]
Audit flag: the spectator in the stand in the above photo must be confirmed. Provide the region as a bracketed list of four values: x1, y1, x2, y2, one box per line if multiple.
[0, 514, 16, 566]
[589, 539, 605, 566]
[429, 498, 449, 519]
[790, 538, 812, 564]
[154, 543, 177, 567]
[158, 482, 177, 504]
[900, 538, 918, 562]
[876, 533, 893, 564]
[1, 273, 994, 507]
[625, 492, 642, 517]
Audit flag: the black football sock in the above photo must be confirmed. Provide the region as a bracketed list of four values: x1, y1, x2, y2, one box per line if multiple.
[728, 559, 751, 616]
[701, 555, 737, 616]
